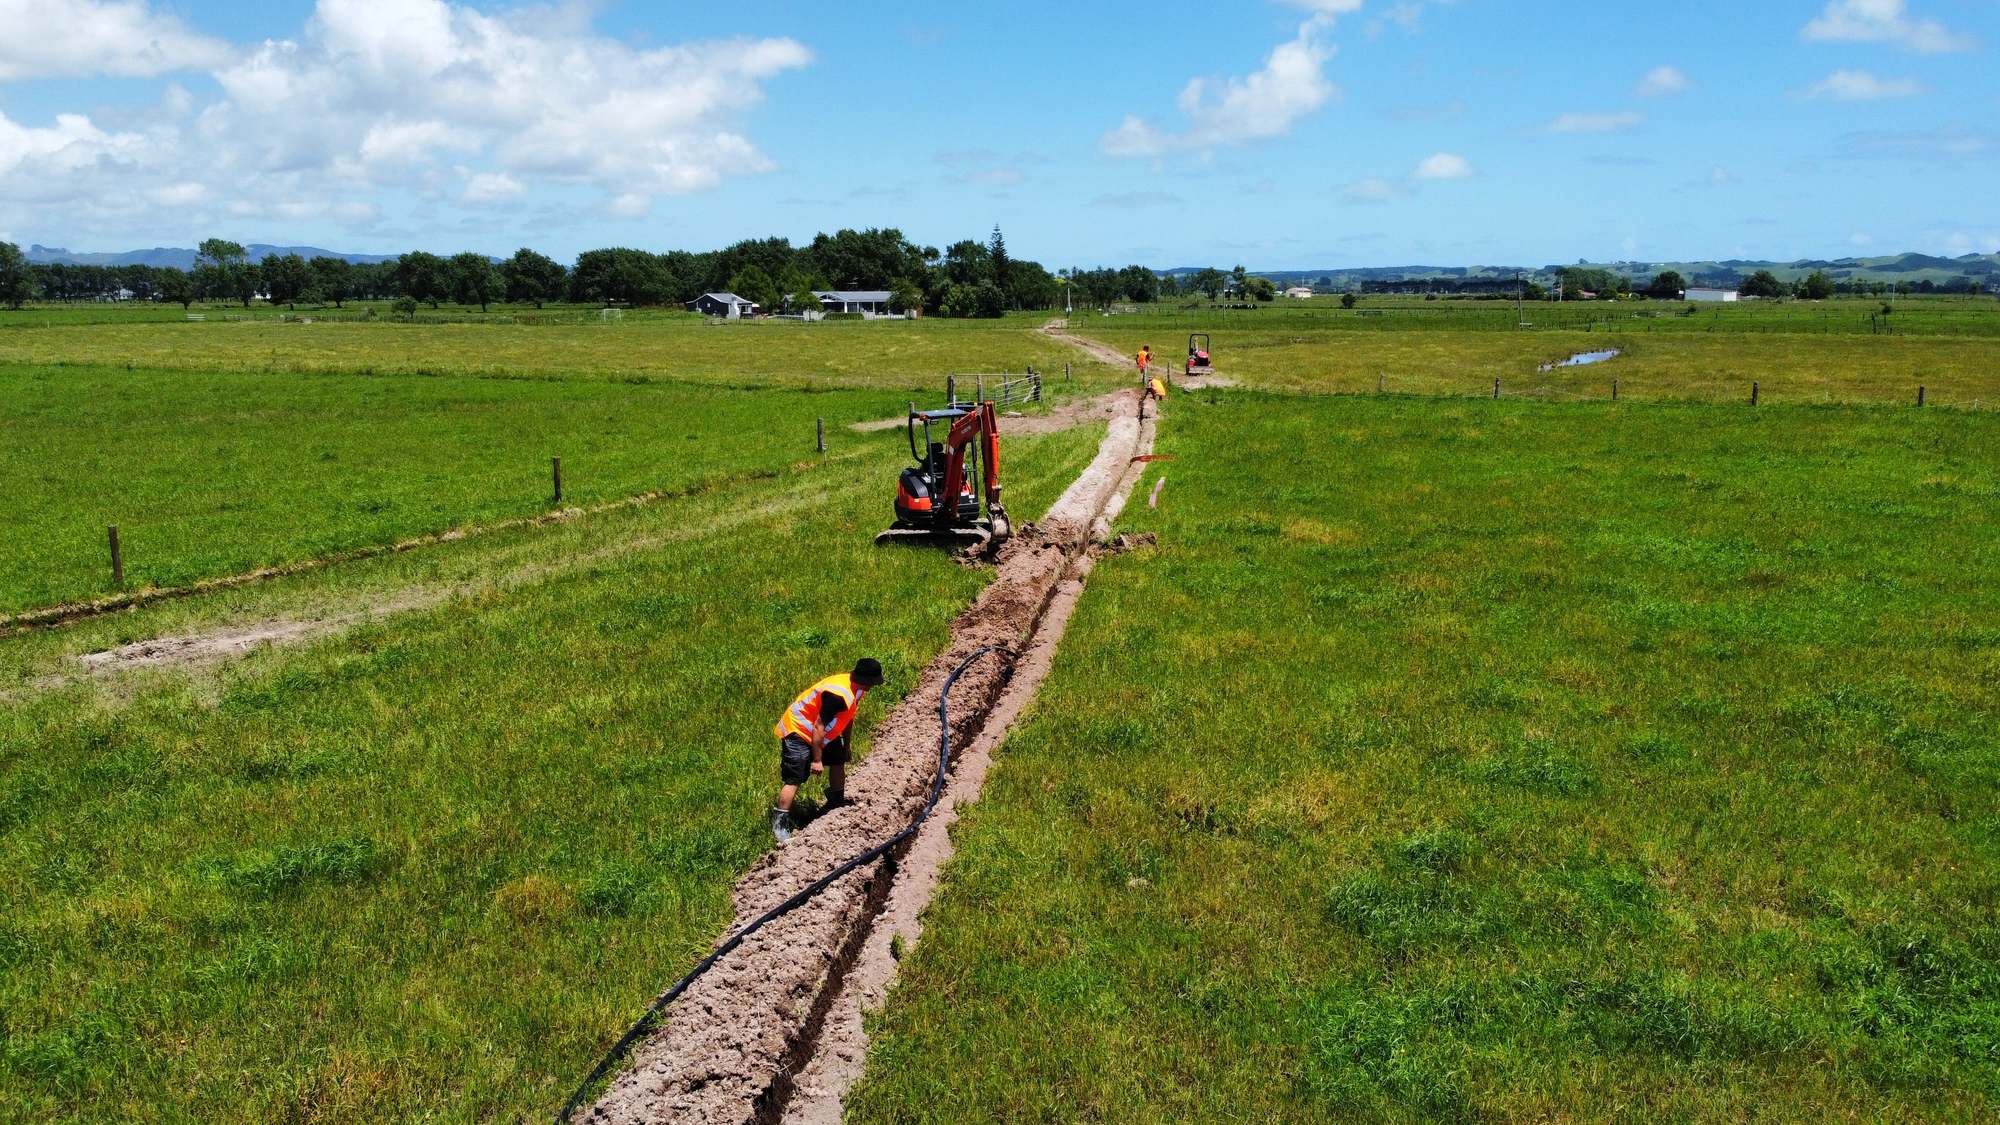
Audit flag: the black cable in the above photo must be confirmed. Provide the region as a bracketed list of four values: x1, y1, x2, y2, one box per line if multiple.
[554, 645, 1008, 1123]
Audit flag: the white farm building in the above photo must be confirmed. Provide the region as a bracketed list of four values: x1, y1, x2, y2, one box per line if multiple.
[1685, 287, 1739, 302]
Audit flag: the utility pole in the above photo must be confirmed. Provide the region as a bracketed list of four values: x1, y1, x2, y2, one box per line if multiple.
[1515, 272, 1524, 326]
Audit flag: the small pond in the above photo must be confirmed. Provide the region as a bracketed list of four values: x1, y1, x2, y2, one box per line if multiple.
[1538, 348, 1621, 372]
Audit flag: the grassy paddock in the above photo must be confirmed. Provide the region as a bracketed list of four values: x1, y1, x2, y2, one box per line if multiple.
[0, 313, 1099, 391]
[1082, 323, 2000, 406]
[1094, 294, 2000, 336]
[851, 392, 2000, 1121]
[0, 364, 909, 615]
[0, 416, 1106, 1122]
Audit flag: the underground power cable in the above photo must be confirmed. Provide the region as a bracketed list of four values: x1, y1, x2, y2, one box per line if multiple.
[555, 644, 1011, 1124]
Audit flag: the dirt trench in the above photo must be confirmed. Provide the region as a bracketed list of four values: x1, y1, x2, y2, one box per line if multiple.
[583, 388, 1157, 1124]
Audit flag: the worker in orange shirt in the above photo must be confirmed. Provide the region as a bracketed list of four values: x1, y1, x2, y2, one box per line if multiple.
[770, 658, 885, 842]
[1136, 344, 1152, 380]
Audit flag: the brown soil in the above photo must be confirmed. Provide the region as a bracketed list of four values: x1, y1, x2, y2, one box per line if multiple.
[583, 390, 1155, 1124]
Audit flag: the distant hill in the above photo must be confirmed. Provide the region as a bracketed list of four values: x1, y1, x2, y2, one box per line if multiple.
[25, 244, 398, 269]
[1174, 252, 2000, 289]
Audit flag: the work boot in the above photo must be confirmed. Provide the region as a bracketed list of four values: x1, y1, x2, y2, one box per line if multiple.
[769, 806, 793, 844]
[823, 789, 849, 811]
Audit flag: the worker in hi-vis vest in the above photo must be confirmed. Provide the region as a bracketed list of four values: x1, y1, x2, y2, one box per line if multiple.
[770, 657, 885, 842]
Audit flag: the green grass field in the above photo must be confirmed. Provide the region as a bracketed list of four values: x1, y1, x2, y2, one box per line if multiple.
[1089, 321, 2000, 406]
[1, 364, 914, 614]
[850, 391, 2000, 1121]
[1110, 293, 2000, 336]
[0, 406, 1103, 1121]
[0, 312, 1096, 390]
[8, 304, 2000, 1122]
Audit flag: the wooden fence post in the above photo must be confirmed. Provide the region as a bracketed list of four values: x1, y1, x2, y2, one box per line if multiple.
[1612, 378, 1619, 401]
[1377, 371, 1385, 394]
[1918, 385, 1926, 407]
[108, 525, 123, 586]
[1751, 381, 1760, 406]
[1492, 377, 1500, 399]
[552, 457, 562, 504]
[817, 417, 826, 453]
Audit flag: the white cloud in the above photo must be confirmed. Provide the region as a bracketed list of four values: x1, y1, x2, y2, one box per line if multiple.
[1547, 111, 1645, 134]
[0, 0, 811, 234]
[1943, 231, 2000, 255]
[1339, 176, 1404, 203]
[1413, 152, 1471, 179]
[1635, 66, 1689, 97]
[0, 0, 229, 81]
[1803, 0, 1974, 53]
[1102, 8, 1346, 158]
[1805, 69, 1925, 100]
[461, 170, 523, 203]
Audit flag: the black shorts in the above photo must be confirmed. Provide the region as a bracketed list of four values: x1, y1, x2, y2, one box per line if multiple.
[780, 733, 850, 786]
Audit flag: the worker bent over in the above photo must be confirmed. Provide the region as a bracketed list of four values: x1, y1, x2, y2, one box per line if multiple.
[770, 657, 885, 843]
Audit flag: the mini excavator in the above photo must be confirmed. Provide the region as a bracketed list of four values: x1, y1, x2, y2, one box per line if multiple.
[875, 399, 1011, 551]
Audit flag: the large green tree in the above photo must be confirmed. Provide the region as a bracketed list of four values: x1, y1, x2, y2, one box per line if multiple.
[1741, 269, 1785, 299]
[449, 252, 503, 311]
[0, 241, 34, 308]
[309, 256, 354, 307]
[500, 248, 566, 308]
[261, 253, 310, 308]
[196, 238, 257, 306]
[1646, 270, 1687, 299]
[395, 251, 449, 307]
[726, 264, 779, 313]
[157, 267, 195, 309]
[1798, 269, 1834, 300]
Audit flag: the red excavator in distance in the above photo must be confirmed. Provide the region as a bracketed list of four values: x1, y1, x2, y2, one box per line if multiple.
[875, 399, 1012, 551]
[1186, 332, 1213, 378]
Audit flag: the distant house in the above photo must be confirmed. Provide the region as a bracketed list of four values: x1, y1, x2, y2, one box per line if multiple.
[1284, 286, 1315, 299]
[689, 292, 759, 318]
[1685, 287, 1739, 302]
[814, 289, 895, 317]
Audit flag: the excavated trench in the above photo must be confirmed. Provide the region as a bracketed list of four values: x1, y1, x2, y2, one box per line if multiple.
[583, 388, 1158, 1124]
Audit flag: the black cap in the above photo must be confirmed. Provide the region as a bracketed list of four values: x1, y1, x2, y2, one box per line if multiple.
[852, 657, 885, 686]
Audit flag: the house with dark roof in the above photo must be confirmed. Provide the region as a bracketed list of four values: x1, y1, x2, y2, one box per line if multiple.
[689, 292, 759, 318]
[814, 289, 895, 317]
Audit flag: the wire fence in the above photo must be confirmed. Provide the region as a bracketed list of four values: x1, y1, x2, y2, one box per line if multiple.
[947, 369, 1042, 409]
[1345, 372, 1995, 414]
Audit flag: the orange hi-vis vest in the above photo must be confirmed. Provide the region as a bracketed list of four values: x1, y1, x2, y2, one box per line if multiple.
[775, 673, 864, 742]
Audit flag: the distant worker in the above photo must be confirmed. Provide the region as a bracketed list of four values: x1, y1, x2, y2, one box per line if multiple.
[770, 657, 886, 843]
[1137, 344, 1152, 379]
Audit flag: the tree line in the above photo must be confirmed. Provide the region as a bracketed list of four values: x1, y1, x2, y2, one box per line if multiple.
[0, 228, 1227, 318]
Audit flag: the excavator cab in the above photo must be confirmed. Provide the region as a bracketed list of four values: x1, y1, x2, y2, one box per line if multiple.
[878, 401, 1011, 550]
[1186, 332, 1212, 375]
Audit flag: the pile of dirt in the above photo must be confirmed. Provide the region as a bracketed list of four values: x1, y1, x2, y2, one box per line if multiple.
[584, 392, 1153, 1123]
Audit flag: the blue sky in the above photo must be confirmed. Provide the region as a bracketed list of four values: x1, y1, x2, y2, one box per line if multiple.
[0, 0, 1994, 268]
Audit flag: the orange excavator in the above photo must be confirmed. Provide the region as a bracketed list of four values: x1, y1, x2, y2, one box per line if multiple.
[876, 400, 1011, 550]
